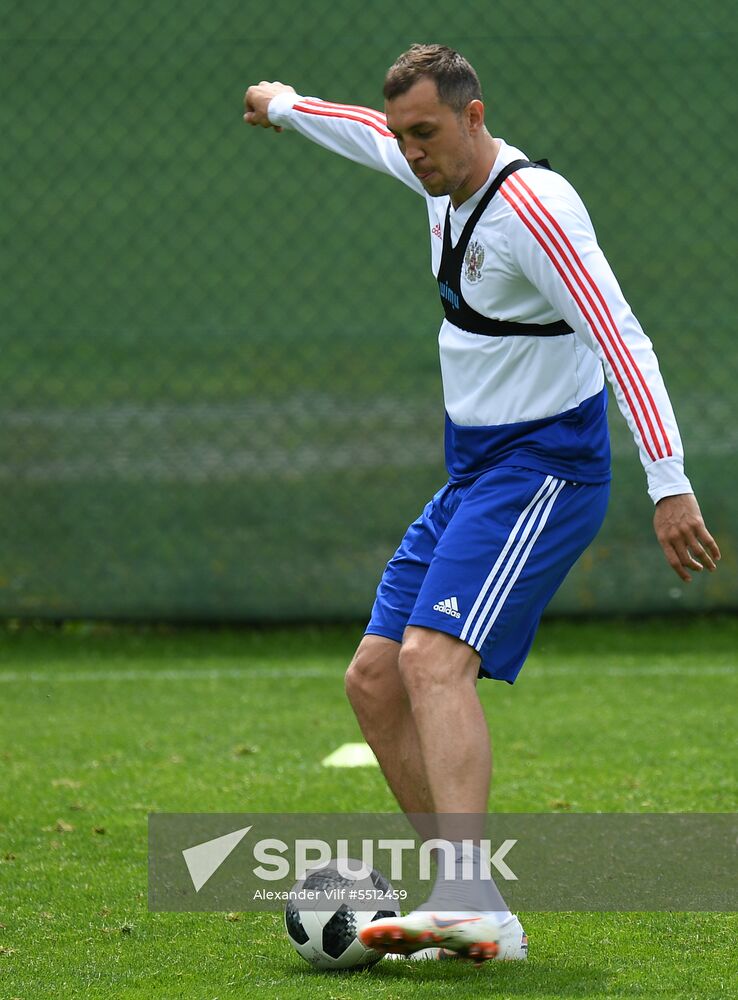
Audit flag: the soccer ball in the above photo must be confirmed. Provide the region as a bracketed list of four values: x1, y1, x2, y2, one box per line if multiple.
[284, 860, 399, 970]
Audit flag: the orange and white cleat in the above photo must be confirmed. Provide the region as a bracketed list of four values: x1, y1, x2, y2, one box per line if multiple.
[360, 911, 508, 964]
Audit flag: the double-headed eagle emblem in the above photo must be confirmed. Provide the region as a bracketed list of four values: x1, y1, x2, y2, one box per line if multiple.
[463, 239, 485, 284]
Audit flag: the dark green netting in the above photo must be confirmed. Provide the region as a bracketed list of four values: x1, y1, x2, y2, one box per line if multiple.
[1, 1, 735, 619]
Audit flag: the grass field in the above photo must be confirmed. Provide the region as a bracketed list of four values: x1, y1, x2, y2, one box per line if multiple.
[1, 616, 736, 998]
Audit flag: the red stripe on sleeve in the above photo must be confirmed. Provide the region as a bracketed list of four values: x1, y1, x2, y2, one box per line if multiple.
[300, 98, 389, 126]
[500, 181, 662, 462]
[510, 173, 672, 458]
[292, 102, 394, 138]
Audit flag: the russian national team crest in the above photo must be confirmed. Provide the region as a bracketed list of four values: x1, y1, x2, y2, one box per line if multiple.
[464, 240, 485, 283]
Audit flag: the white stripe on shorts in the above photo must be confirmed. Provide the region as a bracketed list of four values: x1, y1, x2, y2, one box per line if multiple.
[461, 475, 566, 649]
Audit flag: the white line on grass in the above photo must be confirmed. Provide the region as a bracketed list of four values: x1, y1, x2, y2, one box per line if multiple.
[0, 663, 734, 684]
[543, 664, 737, 677]
[0, 666, 341, 684]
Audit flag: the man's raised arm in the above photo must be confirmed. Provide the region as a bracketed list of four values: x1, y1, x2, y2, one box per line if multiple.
[243, 81, 424, 194]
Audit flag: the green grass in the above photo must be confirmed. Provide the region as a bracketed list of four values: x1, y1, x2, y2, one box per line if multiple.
[1, 617, 737, 998]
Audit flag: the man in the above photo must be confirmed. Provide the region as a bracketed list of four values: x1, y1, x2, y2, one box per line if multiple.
[244, 45, 720, 963]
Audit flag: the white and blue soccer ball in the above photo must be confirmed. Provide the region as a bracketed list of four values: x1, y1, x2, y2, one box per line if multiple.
[284, 860, 399, 970]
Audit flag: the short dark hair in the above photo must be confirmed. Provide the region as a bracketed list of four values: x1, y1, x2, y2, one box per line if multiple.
[383, 44, 483, 114]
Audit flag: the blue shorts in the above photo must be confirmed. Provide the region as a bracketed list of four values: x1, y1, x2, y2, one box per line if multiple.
[365, 466, 609, 683]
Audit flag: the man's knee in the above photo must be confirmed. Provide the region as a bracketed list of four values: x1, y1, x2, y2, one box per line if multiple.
[397, 633, 439, 694]
[344, 635, 401, 709]
[398, 627, 480, 694]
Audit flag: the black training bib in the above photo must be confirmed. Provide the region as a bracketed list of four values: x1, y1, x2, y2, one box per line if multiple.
[437, 158, 573, 338]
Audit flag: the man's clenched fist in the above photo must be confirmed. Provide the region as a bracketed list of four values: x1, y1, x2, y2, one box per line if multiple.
[243, 81, 296, 131]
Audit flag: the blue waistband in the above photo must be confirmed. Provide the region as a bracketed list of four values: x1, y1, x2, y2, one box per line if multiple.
[445, 387, 611, 484]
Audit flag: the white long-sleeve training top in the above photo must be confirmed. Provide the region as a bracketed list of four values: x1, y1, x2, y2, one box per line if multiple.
[267, 92, 692, 503]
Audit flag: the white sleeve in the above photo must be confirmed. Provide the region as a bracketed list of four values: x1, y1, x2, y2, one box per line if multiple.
[500, 168, 693, 505]
[267, 92, 425, 195]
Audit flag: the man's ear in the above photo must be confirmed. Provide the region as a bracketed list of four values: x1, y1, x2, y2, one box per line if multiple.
[466, 99, 486, 135]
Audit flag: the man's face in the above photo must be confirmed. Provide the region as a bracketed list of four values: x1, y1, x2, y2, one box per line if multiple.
[385, 77, 477, 198]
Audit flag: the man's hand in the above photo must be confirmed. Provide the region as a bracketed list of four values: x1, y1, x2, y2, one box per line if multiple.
[243, 81, 296, 132]
[653, 493, 721, 582]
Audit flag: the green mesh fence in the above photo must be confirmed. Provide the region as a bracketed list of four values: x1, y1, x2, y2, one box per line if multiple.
[1, 1, 735, 620]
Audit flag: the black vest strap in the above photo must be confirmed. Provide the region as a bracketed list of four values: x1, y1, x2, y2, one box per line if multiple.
[438, 158, 574, 338]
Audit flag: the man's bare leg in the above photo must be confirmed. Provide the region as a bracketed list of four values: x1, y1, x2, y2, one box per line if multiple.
[398, 626, 490, 822]
[359, 626, 516, 960]
[345, 634, 434, 817]
[346, 628, 492, 835]
[396, 627, 508, 912]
